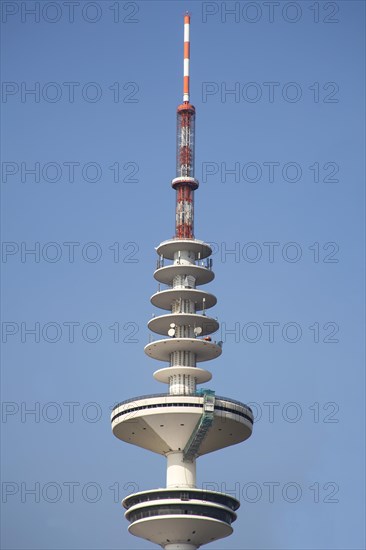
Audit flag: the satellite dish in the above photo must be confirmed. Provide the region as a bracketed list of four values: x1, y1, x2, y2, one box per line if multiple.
[169, 323, 176, 328]
[194, 327, 202, 336]
[168, 328, 176, 337]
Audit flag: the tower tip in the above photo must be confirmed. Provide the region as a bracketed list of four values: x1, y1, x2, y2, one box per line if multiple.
[183, 13, 190, 102]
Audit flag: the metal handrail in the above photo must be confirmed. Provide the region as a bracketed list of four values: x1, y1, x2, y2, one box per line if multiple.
[112, 393, 252, 413]
[156, 258, 213, 270]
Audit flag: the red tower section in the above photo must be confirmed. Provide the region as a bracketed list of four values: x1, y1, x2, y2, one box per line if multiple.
[173, 103, 198, 239]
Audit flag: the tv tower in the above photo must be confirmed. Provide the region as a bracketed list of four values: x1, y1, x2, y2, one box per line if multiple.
[111, 14, 253, 550]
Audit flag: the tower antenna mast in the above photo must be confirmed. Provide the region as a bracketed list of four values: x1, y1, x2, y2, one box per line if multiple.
[172, 12, 198, 240]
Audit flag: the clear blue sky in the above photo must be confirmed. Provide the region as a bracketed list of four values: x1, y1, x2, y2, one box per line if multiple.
[1, 1, 365, 549]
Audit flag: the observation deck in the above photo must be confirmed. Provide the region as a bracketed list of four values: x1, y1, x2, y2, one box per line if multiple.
[123, 488, 239, 548]
[111, 393, 253, 456]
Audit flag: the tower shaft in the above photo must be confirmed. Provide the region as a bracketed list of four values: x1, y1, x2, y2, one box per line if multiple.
[111, 14, 253, 550]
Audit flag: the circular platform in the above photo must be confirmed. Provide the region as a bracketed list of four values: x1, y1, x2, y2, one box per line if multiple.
[153, 366, 212, 384]
[123, 488, 238, 546]
[145, 338, 222, 363]
[148, 313, 219, 337]
[128, 515, 233, 547]
[123, 488, 240, 511]
[151, 288, 217, 311]
[156, 239, 212, 260]
[171, 176, 199, 190]
[154, 265, 214, 286]
[111, 394, 253, 456]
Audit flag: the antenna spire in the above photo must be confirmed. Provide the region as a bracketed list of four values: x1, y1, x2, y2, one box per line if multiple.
[183, 13, 190, 102]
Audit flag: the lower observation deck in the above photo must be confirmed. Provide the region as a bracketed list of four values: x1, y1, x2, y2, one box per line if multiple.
[148, 313, 219, 337]
[123, 488, 240, 511]
[123, 488, 239, 547]
[145, 337, 222, 363]
[127, 514, 233, 548]
[111, 394, 253, 456]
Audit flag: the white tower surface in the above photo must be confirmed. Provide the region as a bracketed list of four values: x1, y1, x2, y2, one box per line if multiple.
[111, 14, 253, 550]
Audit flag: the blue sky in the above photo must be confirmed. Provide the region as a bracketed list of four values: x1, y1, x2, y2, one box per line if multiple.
[1, 1, 365, 549]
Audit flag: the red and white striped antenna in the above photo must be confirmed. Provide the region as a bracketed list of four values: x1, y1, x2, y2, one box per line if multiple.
[183, 13, 190, 102]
